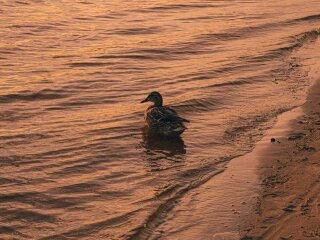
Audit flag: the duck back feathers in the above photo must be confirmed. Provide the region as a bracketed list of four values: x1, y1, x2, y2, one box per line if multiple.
[144, 105, 188, 136]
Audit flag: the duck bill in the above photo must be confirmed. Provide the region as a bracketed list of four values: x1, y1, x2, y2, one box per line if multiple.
[140, 98, 148, 103]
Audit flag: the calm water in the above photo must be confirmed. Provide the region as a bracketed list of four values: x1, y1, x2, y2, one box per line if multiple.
[1, 1, 319, 239]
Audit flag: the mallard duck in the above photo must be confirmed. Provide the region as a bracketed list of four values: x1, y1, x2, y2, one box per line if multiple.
[140, 91, 189, 136]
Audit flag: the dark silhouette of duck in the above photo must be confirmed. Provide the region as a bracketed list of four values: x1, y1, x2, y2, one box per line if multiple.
[140, 92, 189, 136]
[142, 126, 186, 155]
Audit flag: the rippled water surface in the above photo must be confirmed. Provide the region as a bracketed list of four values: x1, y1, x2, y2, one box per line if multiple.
[1, 0, 320, 239]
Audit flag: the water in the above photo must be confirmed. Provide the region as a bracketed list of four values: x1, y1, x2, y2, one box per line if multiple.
[1, 1, 319, 239]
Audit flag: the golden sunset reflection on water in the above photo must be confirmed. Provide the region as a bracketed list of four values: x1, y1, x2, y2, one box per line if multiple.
[1, 0, 319, 239]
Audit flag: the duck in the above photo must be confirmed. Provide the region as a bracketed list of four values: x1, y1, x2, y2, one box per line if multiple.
[140, 91, 189, 136]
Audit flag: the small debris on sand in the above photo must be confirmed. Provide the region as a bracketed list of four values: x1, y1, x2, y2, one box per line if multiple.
[287, 133, 306, 141]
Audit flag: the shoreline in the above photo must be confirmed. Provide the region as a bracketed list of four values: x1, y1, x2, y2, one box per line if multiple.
[240, 79, 320, 239]
[149, 80, 319, 239]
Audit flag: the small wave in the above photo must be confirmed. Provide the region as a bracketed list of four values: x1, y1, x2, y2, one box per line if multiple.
[0, 110, 39, 122]
[175, 63, 250, 84]
[94, 54, 162, 60]
[295, 14, 320, 22]
[7, 24, 36, 28]
[135, 3, 216, 13]
[67, 62, 111, 67]
[95, 14, 116, 19]
[78, 1, 94, 5]
[50, 182, 100, 194]
[40, 210, 141, 240]
[0, 89, 70, 103]
[172, 98, 219, 113]
[197, 32, 241, 41]
[194, 21, 282, 44]
[49, 158, 105, 177]
[295, 29, 320, 44]
[57, 97, 117, 108]
[3, 209, 56, 223]
[178, 15, 216, 21]
[0, 47, 24, 54]
[14, 1, 29, 5]
[0, 177, 20, 185]
[194, 17, 318, 46]
[0, 226, 30, 239]
[0, 133, 48, 140]
[269, 29, 320, 56]
[242, 29, 320, 63]
[207, 79, 252, 88]
[74, 17, 93, 21]
[111, 26, 161, 36]
[119, 46, 206, 62]
[0, 192, 78, 209]
[136, 48, 169, 54]
[45, 106, 68, 111]
[53, 55, 78, 59]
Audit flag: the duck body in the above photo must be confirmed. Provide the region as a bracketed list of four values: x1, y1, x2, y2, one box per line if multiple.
[144, 105, 188, 136]
[141, 92, 189, 136]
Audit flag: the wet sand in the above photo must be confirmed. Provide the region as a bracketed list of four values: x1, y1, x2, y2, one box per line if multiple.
[149, 79, 320, 239]
[240, 79, 320, 239]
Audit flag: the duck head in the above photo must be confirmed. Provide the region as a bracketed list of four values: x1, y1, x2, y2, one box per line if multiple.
[141, 91, 163, 107]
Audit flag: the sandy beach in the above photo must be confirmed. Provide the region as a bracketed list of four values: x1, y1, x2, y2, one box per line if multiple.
[240, 79, 320, 239]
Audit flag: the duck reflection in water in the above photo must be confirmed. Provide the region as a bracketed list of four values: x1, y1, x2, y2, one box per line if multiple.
[141, 126, 186, 157]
